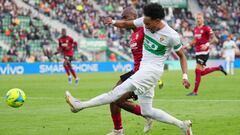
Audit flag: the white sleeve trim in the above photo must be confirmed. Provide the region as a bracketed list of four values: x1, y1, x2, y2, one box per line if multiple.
[133, 17, 144, 27]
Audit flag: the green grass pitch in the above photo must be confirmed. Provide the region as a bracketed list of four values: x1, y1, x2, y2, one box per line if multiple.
[0, 70, 240, 135]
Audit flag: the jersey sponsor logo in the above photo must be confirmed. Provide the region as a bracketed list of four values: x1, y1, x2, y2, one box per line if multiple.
[61, 43, 68, 47]
[0, 64, 24, 75]
[195, 34, 201, 38]
[130, 42, 138, 50]
[144, 34, 166, 56]
[135, 33, 139, 40]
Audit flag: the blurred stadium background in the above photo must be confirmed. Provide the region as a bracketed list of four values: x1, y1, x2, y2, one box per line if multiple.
[0, 0, 239, 65]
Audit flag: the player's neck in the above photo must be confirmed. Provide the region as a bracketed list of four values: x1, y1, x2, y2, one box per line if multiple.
[197, 24, 204, 27]
[159, 21, 165, 30]
[150, 21, 165, 33]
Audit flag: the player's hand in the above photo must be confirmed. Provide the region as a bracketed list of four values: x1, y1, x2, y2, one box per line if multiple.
[182, 43, 190, 49]
[182, 79, 190, 89]
[103, 17, 113, 25]
[200, 44, 208, 50]
[65, 46, 70, 50]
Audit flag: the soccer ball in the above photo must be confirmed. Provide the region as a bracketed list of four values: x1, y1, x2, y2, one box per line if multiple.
[5, 88, 26, 108]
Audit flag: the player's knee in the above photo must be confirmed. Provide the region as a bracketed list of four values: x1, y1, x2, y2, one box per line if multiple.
[141, 108, 153, 117]
[115, 100, 126, 107]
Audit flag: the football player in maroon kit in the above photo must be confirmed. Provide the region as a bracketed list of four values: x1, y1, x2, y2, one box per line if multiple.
[105, 7, 153, 135]
[55, 28, 79, 85]
[186, 13, 227, 96]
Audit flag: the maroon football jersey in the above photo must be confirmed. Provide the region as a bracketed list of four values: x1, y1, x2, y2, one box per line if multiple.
[193, 25, 213, 55]
[58, 36, 74, 57]
[129, 27, 144, 72]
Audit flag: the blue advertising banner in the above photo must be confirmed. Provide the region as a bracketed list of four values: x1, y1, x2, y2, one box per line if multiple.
[0, 62, 134, 75]
[0, 59, 240, 75]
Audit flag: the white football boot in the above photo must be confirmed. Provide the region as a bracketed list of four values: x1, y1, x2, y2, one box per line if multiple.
[181, 120, 193, 135]
[106, 129, 124, 135]
[143, 117, 153, 133]
[65, 91, 82, 113]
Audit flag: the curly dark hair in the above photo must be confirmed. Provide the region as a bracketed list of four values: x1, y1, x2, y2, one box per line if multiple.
[143, 3, 165, 20]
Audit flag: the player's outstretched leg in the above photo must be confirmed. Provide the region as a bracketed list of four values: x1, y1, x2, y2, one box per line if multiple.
[65, 80, 136, 112]
[219, 65, 227, 75]
[65, 91, 83, 113]
[201, 65, 227, 76]
[139, 97, 193, 135]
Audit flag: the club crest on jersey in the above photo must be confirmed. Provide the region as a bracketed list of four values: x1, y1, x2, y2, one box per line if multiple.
[135, 33, 139, 40]
[159, 35, 166, 42]
[130, 42, 138, 49]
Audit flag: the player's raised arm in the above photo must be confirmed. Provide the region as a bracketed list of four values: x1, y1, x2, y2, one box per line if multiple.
[103, 17, 135, 28]
[104, 16, 145, 29]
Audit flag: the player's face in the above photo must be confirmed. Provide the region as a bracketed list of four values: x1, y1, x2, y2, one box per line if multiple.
[122, 13, 136, 30]
[143, 16, 159, 33]
[196, 15, 204, 26]
[62, 29, 66, 36]
[122, 14, 136, 21]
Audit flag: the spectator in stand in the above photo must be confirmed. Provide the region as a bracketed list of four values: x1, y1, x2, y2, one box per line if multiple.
[41, 38, 53, 61]
[110, 52, 117, 62]
[7, 45, 18, 62]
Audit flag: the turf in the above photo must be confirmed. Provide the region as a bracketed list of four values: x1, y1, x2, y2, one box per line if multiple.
[0, 70, 240, 135]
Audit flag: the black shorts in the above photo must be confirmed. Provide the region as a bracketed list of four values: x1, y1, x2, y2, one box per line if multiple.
[120, 70, 138, 100]
[196, 54, 209, 66]
[120, 70, 135, 82]
[64, 56, 73, 62]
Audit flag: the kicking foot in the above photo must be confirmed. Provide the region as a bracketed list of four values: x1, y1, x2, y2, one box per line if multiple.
[219, 65, 227, 75]
[106, 129, 124, 135]
[187, 92, 198, 96]
[181, 120, 193, 135]
[143, 117, 153, 133]
[65, 91, 82, 113]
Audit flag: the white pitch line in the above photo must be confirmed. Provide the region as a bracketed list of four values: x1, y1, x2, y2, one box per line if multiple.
[2, 97, 239, 102]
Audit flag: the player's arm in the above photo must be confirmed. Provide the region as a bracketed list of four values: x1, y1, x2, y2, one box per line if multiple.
[183, 39, 196, 49]
[104, 17, 141, 29]
[233, 41, 240, 56]
[172, 34, 190, 89]
[54, 40, 62, 55]
[201, 27, 218, 50]
[54, 47, 62, 55]
[209, 33, 218, 44]
[176, 48, 190, 89]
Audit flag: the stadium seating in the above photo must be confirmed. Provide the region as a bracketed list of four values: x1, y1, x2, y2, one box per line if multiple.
[1, 0, 240, 62]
